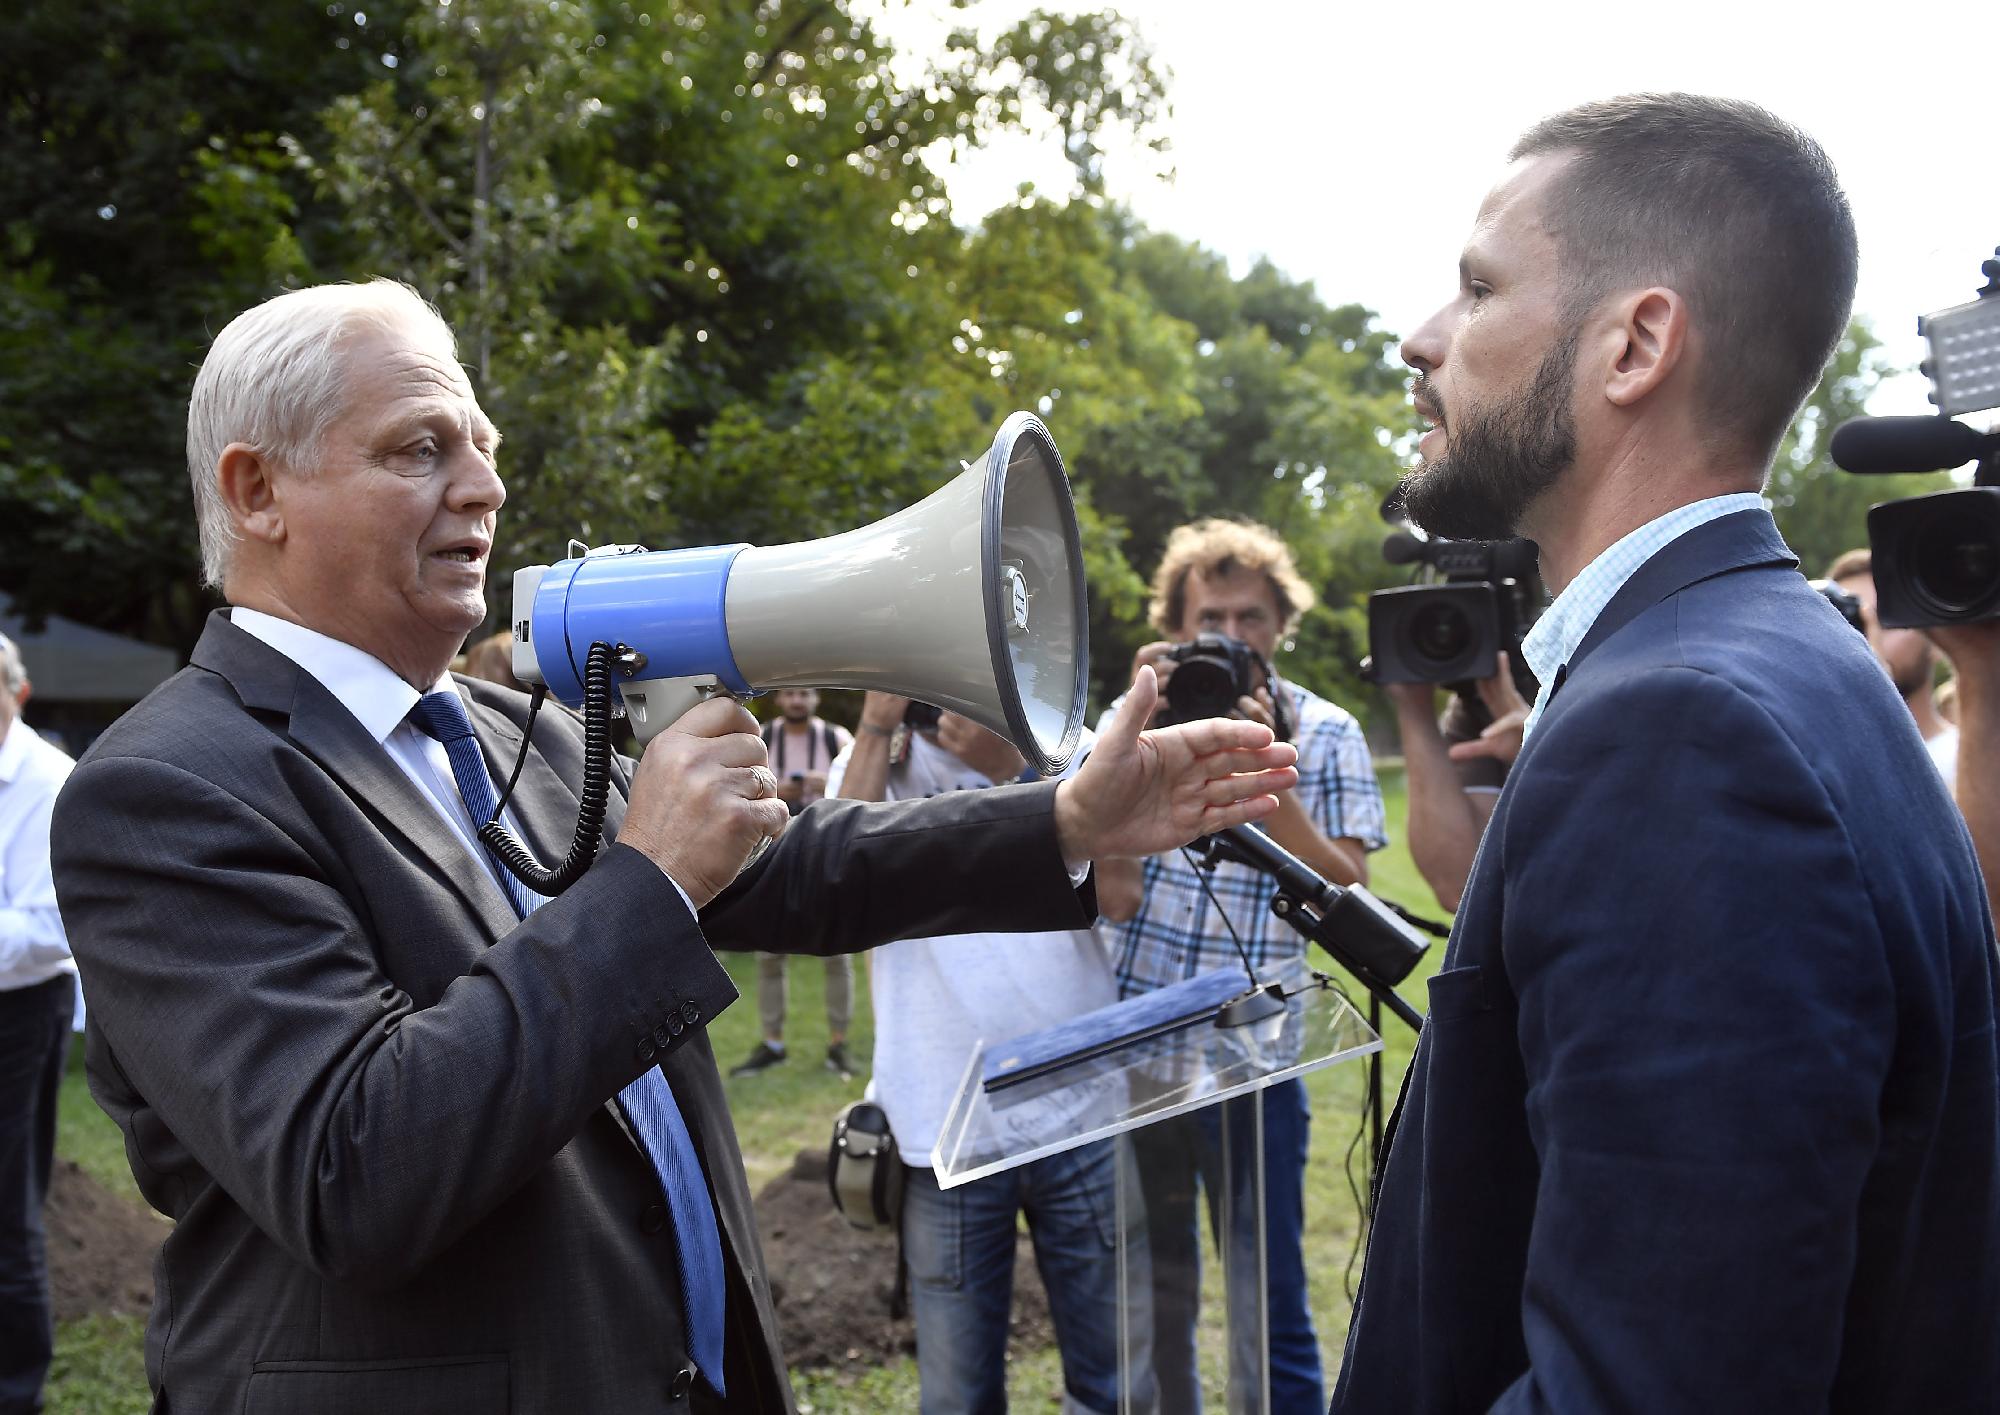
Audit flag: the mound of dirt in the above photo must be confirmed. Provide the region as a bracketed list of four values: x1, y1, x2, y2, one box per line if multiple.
[755, 1147, 1054, 1370]
[40, 1144, 1065, 1371]
[46, 1159, 164, 1323]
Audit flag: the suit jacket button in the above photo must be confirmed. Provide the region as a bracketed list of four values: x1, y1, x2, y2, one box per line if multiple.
[669, 1366, 694, 1399]
[681, 1000, 700, 1024]
[640, 1203, 667, 1234]
[655, 1023, 673, 1048]
[635, 1037, 656, 1063]
[668, 1014, 685, 1037]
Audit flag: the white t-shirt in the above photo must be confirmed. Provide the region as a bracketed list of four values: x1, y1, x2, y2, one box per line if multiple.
[826, 729, 1113, 1167]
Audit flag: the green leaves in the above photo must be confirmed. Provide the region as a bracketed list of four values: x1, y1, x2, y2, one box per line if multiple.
[1, 0, 1414, 729]
[1768, 320, 1947, 579]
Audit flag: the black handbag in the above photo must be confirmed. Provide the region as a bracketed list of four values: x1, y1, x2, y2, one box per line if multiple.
[826, 1100, 907, 1231]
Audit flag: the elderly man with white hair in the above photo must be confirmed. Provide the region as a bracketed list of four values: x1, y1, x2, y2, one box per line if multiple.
[0, 632, 75, 1415]
[49, 278, 1297, 1413]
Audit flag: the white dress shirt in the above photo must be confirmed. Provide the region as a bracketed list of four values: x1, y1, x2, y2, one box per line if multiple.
[0, 717, 76, 991]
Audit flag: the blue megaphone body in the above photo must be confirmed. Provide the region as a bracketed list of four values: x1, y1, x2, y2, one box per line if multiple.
[508, 412, 1088, 776]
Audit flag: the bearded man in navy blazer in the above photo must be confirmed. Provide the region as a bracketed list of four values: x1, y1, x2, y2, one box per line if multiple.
[1334, 95, 2000, 1412]
[48, 279, 1300, 1415]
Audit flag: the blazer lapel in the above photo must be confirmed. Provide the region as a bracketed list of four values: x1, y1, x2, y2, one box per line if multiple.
[191, 613, 521, 942]
[465, 694, 576, 867]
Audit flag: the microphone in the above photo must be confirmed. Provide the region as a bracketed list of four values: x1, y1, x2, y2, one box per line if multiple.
[1830, 416, 1996, 474]
[1207, 825, 1430, 989]
[1212, 823, 1339, 910]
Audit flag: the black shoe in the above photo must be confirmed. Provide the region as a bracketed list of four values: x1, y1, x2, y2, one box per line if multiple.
[730, 1042, 788, 1077]
[825, 1041, 855, 1078]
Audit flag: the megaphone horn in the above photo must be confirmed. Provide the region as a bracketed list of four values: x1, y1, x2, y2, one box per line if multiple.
[509, 412, 1090, 776]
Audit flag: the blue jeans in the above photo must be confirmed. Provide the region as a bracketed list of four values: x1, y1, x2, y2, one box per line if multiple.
[902, 1141, 1130, 1415]
[1129, 1076, 1320, 1414]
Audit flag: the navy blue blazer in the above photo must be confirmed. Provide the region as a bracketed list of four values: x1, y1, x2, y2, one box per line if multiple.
[1335, 510, 2000, 1412]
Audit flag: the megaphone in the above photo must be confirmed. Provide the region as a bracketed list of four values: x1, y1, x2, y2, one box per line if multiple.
[507, 412, 1089, 775]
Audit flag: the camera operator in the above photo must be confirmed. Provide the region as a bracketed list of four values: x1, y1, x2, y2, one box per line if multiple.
[1100, 518, 1386, 1414]
[1385, 654, 1530, 912]
[1929, 620, 2000, 913]
[832, 693, 1134, 1415]
[1826, 549, 1958, 787]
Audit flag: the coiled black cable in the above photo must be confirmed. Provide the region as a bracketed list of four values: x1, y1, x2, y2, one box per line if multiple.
[480, 640, 615, 896]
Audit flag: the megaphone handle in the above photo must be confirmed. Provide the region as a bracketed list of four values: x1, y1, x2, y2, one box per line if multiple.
[620, 674, 775, 877]
[621, 674, 729, 743]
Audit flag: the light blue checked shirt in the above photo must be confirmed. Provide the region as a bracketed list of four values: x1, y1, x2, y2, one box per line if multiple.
[1098, 680, 1387, 998]
[1519, 493, 1766, 740]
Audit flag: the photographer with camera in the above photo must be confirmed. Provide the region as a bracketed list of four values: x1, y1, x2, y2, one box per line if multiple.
[1825, 549, 1959, 786]
[1099, 517, 1385, 1414]
[831, 693, 1134, 1415]
[1930, 620, 2000, 913]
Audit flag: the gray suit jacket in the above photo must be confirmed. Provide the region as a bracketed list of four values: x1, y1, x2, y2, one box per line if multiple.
[52, 611, 1095, 1414]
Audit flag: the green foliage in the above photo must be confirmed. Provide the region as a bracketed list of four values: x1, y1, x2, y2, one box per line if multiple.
[1768, 320, 1951, 578]
[1, 0, 1416, 730]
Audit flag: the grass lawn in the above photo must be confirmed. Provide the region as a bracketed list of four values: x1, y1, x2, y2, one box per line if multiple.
[50, 769, 1438, 1412]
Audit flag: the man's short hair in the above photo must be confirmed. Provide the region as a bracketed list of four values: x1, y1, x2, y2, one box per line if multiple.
[1147, 518, 1316, 637]
[0, 633, 25, 698]
[1510, 93, 1858, 466]
[186, 279, 458, 588]
[1825, 548, 1872, 583]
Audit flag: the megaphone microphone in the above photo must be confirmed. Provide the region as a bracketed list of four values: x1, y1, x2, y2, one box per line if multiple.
[484, 412, 1091, 896]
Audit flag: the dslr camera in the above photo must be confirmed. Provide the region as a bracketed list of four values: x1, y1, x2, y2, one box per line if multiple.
[1364, 532, 1542, 688]
[1831, 246, 2000, 628]
[1156, 633, 1293, 741]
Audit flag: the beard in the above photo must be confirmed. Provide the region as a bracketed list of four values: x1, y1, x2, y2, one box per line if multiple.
[1396, 332, 1580, 542]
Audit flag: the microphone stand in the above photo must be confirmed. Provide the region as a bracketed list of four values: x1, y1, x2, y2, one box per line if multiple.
[1188, 825, 1428, 1032]
[1188, 823, 1434, 1218]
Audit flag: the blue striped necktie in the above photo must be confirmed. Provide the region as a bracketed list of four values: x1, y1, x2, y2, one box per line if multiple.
[407, 690, 728, 1395]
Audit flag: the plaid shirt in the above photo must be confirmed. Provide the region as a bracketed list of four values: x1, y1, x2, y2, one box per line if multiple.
[1100, 680, 1387, 998]
[1520, 493, 1766, 741]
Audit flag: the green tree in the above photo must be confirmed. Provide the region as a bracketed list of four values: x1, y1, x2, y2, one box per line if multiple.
[0, 0, 415, 645]
[1768, 320, 1952, 578]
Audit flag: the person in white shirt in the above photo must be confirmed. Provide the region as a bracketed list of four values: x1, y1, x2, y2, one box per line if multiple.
[0, 633, 76, 1413]
[1826, 549, 1960, 788]
[832, 694, 1131, 1415]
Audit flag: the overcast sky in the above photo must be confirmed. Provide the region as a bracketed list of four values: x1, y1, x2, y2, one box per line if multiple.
[871, 0, 1998, 417]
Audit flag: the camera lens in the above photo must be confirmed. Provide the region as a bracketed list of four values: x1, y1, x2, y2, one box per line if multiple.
[1166, 658, 1238, 722]
[1912, 500, 2000, 617]
[1410, 602, 1472, 665]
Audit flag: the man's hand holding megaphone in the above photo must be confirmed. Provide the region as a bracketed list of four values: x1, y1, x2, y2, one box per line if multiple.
[617, 697, 793, 908]
[1053, 665, 1299, 870]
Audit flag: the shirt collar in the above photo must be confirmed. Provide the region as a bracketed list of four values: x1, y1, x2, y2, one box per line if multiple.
[1520, 492, 1766, 739]
[231, 608, 453, 744]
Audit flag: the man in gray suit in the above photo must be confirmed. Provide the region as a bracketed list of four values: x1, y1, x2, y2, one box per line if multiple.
[50, 280, 1296, 1414]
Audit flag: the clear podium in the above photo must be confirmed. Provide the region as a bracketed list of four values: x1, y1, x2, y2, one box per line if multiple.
[933, 960, 1383, 1414]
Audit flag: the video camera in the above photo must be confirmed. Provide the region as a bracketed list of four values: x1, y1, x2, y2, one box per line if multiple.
[1362, 529, 1542, 689]
[1155, 633, 1293, 742]
[1830, 245, 2000, 628]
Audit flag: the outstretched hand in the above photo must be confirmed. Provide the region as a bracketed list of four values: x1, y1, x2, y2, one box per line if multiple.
[1053, 666, 1299, 869]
